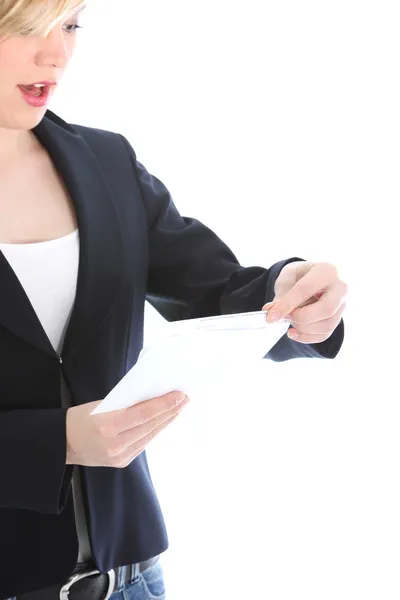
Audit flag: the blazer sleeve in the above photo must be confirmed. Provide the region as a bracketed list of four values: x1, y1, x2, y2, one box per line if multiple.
[119, 135, 344, 361]
[0, 407, 73, 514]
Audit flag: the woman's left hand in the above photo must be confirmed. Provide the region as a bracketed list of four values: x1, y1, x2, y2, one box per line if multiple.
[262, 261, 348, 344]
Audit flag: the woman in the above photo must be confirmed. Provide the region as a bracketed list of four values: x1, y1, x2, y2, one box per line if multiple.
[0, 1, 346, 599]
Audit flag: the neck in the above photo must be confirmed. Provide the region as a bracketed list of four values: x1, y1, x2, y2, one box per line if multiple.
[0, 128, 38, 163]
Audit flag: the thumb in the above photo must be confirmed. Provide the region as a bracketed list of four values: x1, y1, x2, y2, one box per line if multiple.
[262, 298, 278, 311]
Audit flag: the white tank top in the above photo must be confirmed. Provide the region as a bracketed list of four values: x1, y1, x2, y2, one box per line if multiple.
[0, 229, 79, 355]
[0, 229, 92, 563]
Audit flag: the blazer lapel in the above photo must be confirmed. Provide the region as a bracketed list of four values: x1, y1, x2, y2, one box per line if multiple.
[0, 110, 125, 360]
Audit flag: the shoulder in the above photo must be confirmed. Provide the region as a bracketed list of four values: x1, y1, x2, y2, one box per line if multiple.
[44, 109, 135, 155]
[71, 121, 121, 144]
[71, 122, 131, 158]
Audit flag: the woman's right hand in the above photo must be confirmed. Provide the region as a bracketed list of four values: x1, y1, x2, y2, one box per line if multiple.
[66, 391, 189, 468]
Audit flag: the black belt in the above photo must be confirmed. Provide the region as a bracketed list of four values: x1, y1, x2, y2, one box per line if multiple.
[15, 556, 159, 600]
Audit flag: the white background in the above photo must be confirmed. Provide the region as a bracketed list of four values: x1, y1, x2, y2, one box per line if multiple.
[51, 1, 399, 598]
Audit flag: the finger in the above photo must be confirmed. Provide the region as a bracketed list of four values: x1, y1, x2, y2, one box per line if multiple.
[288, 281, 347, 325]
[287, 330, 333, 344]
[262, 302, 274, 311]
[127, 444, 147, 465]
[270, 263, 339, 320]
[113, 396, 189, 454]
[264, 292, 323, 315]
[112, 391, 187, 434]
[108, 443, 147, 469]
[289, 302, 346, 336]
[115, 410, 184, 466]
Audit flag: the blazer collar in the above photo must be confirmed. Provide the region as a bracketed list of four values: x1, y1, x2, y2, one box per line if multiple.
[0, 110, 124, 360]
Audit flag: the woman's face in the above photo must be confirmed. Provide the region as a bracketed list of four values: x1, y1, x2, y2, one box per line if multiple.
[0, 5, 85, 132]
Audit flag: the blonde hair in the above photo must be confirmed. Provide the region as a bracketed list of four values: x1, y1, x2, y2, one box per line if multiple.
[0, 0, 85, 38]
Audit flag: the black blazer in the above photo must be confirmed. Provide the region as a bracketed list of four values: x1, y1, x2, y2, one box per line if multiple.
[0, 110, 344, 597]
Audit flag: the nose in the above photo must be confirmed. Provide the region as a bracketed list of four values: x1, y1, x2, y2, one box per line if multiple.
[36, 27, 71, 70]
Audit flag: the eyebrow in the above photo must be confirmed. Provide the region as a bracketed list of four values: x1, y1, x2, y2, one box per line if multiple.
[70, 3, 87, 16]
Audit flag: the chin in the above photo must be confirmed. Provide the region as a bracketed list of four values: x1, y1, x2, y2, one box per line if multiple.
[7, 108, 48, 131]
[27, 109, 49, 128]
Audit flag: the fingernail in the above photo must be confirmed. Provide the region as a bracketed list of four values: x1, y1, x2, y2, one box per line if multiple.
[176, 393, 186, 405]
[288, 330, 299, 340]
[263, 303, 273, 311]
[268, 310, 281, 323]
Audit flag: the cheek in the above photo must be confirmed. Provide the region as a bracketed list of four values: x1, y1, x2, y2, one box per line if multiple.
[0, 42, 28, 79]
[67, 39, 78, 57]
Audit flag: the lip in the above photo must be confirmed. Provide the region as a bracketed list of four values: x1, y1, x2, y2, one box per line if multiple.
[20, 80, 57, 87]
[18, 84, 54, 108]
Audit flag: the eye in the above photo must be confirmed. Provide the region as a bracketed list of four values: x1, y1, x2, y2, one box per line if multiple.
[19, 24, 83, 37]
[64, 24, 83, 34]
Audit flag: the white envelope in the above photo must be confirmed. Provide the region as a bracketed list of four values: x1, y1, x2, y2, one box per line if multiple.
[91, 311, 290, 415]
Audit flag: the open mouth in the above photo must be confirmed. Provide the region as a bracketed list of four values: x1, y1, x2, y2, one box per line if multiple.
[19, 84, 48, 97]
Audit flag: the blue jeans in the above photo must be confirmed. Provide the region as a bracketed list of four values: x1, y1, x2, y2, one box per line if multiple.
[111, 559, 166, 600]
[6, 559, 165, 600]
